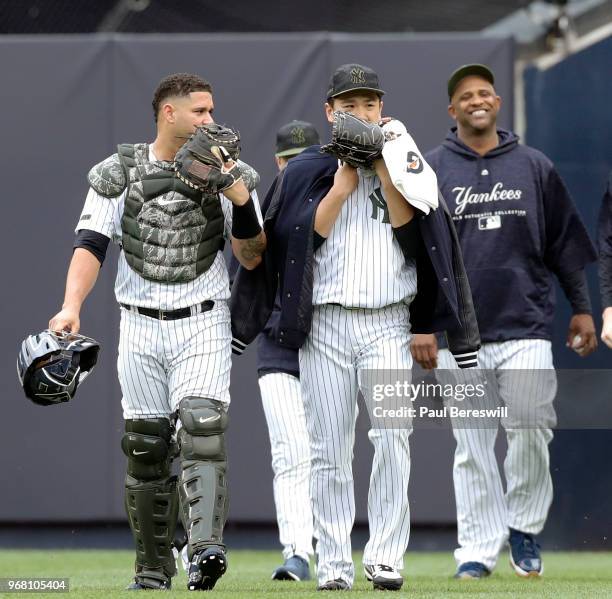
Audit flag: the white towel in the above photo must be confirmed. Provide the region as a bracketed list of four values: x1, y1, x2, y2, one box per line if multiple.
[381, 119, 439, 215]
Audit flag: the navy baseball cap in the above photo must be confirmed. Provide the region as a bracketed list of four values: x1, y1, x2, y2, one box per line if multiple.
[275, 120, 321, 157]
[327, 63, 385, 100]
[447, 64, 495, 99]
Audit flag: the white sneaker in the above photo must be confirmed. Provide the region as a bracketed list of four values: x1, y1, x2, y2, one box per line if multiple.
[363, 564, 403, 590]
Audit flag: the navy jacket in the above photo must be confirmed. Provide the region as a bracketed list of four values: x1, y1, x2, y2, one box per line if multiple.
[598, 171, 612, 309]
[228, 239, 299, 379]
[230, 145, 480, 365]
[255, 177, 299, 379]
[426, 128, 597, 342]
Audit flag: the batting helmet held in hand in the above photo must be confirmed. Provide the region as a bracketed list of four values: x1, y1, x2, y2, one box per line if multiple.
[17, 330, 100, 406]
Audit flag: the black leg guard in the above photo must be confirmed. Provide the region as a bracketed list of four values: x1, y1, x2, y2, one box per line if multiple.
[177, 397, 229, 560]
[122, 418, 179, 589]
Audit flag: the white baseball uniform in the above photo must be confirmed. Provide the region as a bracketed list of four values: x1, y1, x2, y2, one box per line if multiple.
[301, 168, 417, 585]
[438, 339, 556, 571]
[76, 145, 261, 418]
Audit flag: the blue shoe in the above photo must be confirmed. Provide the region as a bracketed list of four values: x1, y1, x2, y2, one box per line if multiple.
[509, 528, 543, 577]
[271, 555, 311, 581]
[454, 561, 491, 579]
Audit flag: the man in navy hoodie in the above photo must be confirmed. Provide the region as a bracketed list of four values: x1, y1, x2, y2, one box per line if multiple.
[416, 64, 597, 579]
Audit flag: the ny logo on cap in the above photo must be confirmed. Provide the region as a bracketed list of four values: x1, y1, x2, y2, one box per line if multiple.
[350, 68, 366, 84]
[291, 127, 306, 145]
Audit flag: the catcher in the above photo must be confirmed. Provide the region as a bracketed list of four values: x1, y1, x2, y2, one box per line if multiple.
[231, 63, 479, 591]
[47, 72, 265, 591]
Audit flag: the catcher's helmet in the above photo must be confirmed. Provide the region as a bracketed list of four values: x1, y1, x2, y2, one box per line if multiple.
[17, 330, 100, 406]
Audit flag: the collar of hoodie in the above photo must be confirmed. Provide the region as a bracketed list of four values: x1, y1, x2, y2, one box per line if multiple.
[441, 127, 519, 190]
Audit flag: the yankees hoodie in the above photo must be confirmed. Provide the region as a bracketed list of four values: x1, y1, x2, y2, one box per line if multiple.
[426, 128, 596, 342]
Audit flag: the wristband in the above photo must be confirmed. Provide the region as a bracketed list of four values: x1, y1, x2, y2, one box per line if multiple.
[232, 196, 262, 239]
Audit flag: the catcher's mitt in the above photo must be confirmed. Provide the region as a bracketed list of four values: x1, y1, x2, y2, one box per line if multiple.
[320, 111, 385, 169]
[175, 124, 242, 194]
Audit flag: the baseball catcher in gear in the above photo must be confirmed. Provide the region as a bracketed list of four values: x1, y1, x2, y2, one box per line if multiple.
[175, 124, 242, 194]
[320, 111, 385, 169]
[17, 330, 100, 406]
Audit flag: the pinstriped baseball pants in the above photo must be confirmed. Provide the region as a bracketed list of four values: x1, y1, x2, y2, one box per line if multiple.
[300, 303, 413, 586]
[438, 339, 556, 571]
[118, 302, 232, 419]
[258, 372, 314, 560]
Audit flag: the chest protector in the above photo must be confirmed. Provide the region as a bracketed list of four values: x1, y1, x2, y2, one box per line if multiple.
[116, 143, 225, 283]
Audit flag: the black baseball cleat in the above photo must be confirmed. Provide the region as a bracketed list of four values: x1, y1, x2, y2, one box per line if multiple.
[317, 578, 350, 591]
[187, 546, 227, 591]
[126, 579, 171, 590]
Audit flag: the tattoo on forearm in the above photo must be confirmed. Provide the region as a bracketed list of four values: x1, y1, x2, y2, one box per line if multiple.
[239, 234, 265, 261]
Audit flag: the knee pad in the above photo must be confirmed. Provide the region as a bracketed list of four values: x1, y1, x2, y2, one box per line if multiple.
[121, 418, 173, 481]
[177, 397, 229, 556]
[178, 397, 228, 461]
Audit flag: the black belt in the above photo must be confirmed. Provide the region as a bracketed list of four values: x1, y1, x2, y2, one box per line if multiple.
[120, 300, 215, 321]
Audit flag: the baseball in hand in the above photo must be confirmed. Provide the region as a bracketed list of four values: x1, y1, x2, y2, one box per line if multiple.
[570, 334, 586, 355]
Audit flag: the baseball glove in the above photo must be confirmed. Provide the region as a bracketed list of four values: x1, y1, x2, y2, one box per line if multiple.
[320, 111, 385, 169]
[175, 124, 242, 194]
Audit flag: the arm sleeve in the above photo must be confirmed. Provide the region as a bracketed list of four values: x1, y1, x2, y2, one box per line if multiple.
[556, 268, 592, 314]
[542, 166, 597, 277]
[392, 218, 422, 261]
[598, 173, 612, 308]
[73, 229, 110, 265]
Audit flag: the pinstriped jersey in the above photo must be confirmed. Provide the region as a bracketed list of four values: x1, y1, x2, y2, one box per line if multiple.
[312, 170, 417, 308]
[75, 145, 261, 309]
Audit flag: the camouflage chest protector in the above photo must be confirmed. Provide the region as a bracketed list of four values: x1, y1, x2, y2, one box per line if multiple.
[88, 143, 225, 283]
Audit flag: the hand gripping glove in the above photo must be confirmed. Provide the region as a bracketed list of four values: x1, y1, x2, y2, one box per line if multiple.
[175, 124, 242, 194]
[320, 111, 385, 169]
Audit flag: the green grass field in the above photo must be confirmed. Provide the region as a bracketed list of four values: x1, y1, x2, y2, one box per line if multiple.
[0, 550, 611, 598]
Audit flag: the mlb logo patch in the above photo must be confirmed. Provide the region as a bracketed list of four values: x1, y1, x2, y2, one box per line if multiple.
[478, 215, 501, 230]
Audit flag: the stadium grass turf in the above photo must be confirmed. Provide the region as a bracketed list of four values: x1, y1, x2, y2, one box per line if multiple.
[0, 550, 611, 597]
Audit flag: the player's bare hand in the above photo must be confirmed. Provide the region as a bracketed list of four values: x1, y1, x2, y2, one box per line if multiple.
[411, 333, 438, 370]
[601, 307, 612, 349]
[566, 314, 597, 357]
[332, 163, 359, 199]
[49, 307, 80, 335]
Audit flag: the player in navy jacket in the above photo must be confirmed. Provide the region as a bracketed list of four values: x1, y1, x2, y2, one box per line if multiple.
[416, 64, 597, 580]
[231, 145, 480, 362]
[232, 62, 480, 591]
